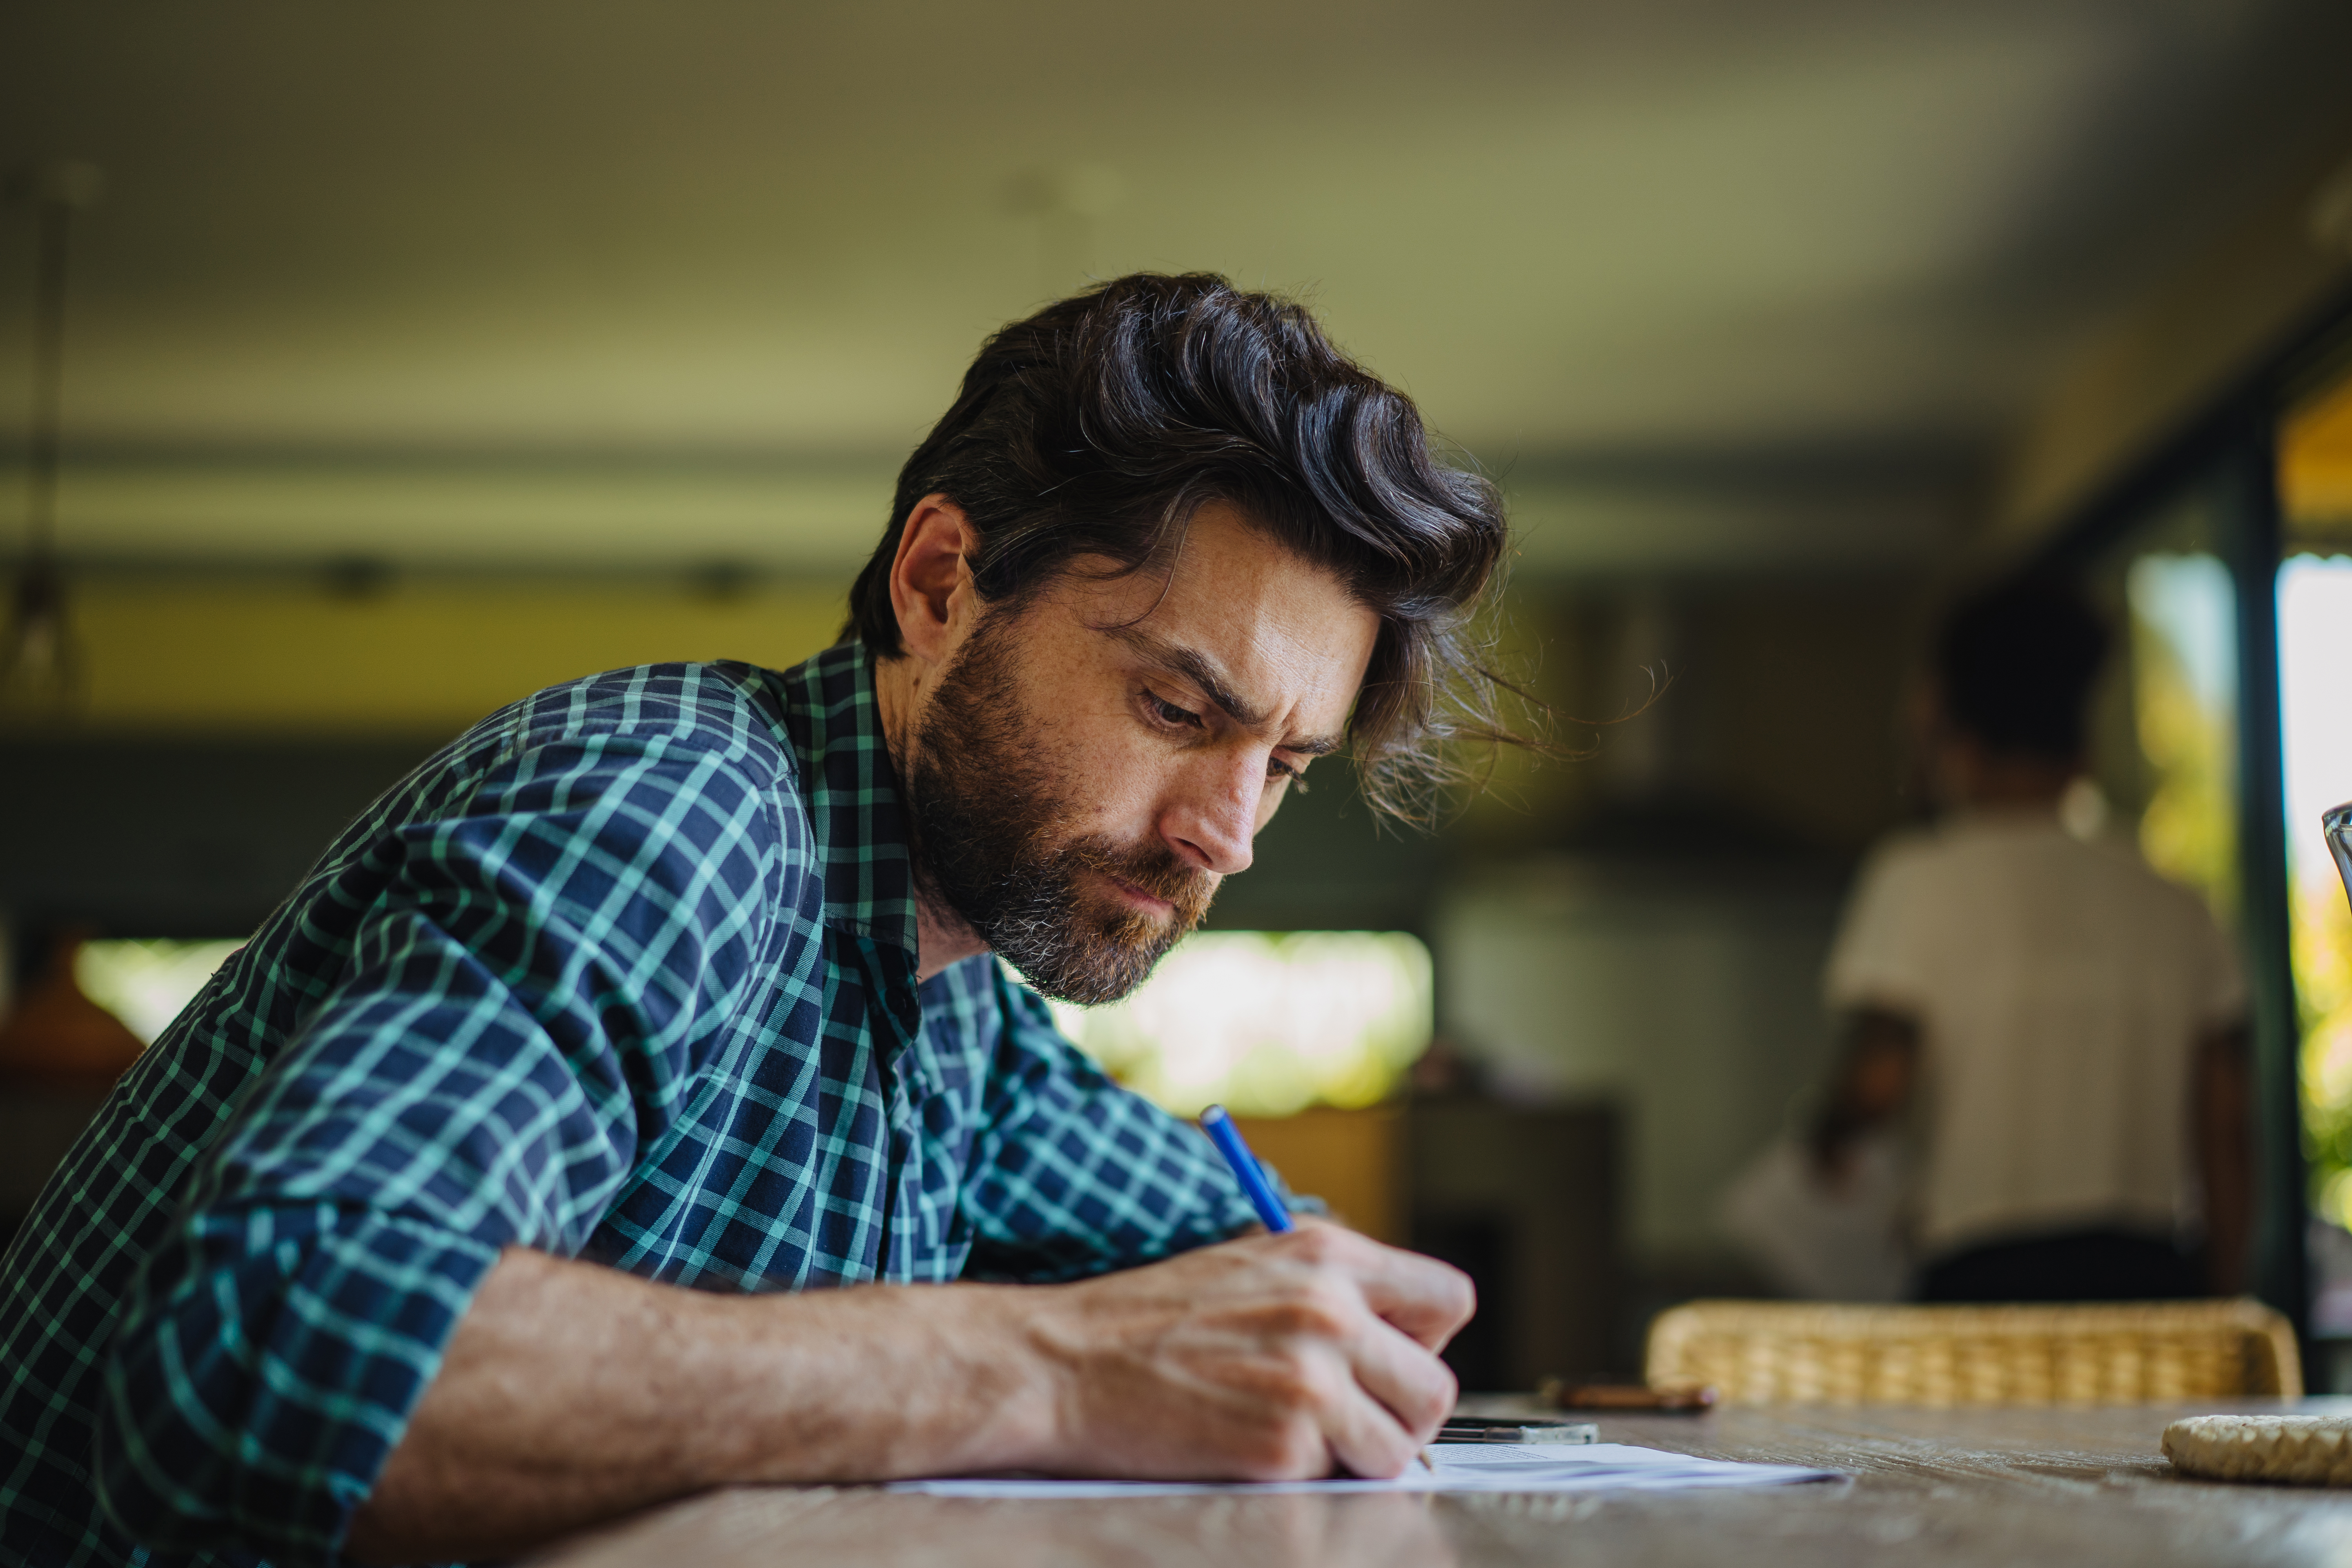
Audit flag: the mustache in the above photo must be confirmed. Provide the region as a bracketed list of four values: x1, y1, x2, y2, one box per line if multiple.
[1070, 837, 1217, 922]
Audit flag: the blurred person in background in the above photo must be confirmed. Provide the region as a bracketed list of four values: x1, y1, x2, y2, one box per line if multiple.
[1809, 578, 2251, 1302]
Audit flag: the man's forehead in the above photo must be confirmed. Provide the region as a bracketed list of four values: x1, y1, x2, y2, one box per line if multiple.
[1051, 503, 1378, 727]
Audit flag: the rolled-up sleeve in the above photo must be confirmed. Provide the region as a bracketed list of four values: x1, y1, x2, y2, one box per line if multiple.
[91, 727, 781, 1564]
[958, 972, 1271, 1282]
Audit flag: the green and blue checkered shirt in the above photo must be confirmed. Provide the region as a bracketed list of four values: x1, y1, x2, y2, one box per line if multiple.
[0, 643, 1266, 1568]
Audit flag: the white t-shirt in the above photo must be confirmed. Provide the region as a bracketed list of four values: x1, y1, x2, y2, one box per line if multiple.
[1824, 810, 2245, 1258]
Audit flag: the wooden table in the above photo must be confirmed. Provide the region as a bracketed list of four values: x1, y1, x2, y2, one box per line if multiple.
[533, 1400, 2352, 1568]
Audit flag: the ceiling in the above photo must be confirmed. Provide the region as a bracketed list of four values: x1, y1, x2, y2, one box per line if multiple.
[4, 0, 2349, 574]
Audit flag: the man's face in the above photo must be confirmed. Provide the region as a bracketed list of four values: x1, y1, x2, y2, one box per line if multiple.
[904, 503, 1379, 1004]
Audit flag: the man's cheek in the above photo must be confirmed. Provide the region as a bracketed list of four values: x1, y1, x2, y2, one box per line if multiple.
[1068, 736, 1172, 825]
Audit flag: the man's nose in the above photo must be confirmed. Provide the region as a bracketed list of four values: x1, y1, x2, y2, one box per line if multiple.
[1162, 751, 1261, 876]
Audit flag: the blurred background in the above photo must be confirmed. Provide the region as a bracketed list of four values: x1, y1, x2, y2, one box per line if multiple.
[4, 0, 2350, 1389]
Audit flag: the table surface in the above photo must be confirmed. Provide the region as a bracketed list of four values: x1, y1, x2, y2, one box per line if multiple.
[531, 1398, 2352, 1568]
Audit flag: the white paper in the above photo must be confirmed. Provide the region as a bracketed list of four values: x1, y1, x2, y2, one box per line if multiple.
[887, 1442, 1838, 1498]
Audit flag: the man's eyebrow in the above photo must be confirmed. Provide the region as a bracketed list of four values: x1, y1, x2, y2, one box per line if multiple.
[1108, 626, 1345, 757]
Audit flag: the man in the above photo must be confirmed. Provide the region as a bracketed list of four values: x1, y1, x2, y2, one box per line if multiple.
[1811, 578, 2251, 1301]
[0, 275, 1504, 1566]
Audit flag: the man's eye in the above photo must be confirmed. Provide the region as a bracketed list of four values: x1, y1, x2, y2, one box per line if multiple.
[1149, 694, 1202, 729]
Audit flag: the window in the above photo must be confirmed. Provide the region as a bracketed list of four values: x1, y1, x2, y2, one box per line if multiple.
[2125, 551, 2239, 924]
[1042, 931, 1433, 1118]
[75, 939, 243, 1045]
[2283, 558, 2352, 1224]
[2284, 365, 2352, 1232]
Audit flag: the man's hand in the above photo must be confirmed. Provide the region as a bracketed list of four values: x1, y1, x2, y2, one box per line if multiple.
[350, 1232, 1472, 1562]
[1024, 1224, 1474, 1482]
[1810, 1006, 1921, 1186]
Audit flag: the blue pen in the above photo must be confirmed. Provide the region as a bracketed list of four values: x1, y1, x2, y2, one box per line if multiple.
[1198, 1104, 1294, 1233]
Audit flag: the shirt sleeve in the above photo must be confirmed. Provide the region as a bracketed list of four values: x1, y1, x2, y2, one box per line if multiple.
[90, 724, 785, 1566]
[1823, 835, 1933, 1016]
[957, 971, 1266, 1282]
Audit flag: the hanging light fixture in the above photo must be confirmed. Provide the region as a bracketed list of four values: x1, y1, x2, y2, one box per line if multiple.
[2, 160, 104, 722]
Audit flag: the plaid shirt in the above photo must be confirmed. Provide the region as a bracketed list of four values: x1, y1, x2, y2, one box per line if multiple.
[0, 644, 1265, 1568]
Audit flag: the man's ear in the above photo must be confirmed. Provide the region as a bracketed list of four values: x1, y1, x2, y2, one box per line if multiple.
[889, 494, 977, 667]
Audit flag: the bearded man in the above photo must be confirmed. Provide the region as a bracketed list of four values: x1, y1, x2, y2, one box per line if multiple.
[0, 274, 1514, 1568]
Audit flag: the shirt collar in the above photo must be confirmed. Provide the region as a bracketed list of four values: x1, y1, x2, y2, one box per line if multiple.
[777, 641, 921, 958]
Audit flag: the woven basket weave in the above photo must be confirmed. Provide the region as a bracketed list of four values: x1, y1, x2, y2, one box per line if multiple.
[1645, 1299, 2301, 1406]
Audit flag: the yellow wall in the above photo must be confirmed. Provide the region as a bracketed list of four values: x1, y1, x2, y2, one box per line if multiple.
[1231, 1105, 1404, 1243]
[2285, 370, 2352, 537]
[27, 569, 1919, 857]
[37, 575, 853, 737]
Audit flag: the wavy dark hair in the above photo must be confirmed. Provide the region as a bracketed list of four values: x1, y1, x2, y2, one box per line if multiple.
[843, 272, 1531, 823]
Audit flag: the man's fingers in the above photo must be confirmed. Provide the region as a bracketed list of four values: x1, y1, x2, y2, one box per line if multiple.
[1317, 1374, 1422, 1481]
[1339, 1311, 1458, 1448]
[1281, 1228, 1475, 1352]
[1314, 1313, 1455, 1479]
[1361, 1256, 1475, 1352]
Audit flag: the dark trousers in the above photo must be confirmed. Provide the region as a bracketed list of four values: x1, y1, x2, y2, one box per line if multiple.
[1916, 1227, 2203, 1303]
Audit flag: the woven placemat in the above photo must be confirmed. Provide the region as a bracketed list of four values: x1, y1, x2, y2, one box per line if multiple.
[2163, 1415, 2352, 1485]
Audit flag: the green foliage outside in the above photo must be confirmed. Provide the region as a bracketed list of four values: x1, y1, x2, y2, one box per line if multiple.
[2298, 883, 2352, 1224]
[2128, 570, 2238, 926]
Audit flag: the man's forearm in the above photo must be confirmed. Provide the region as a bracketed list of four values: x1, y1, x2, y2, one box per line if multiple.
[348, 1249, 1058, 1563]
[348, 1225, 1469, 1564]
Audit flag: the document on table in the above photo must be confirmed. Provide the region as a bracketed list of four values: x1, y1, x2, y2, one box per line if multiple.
[888, 1442, 1839, 1498]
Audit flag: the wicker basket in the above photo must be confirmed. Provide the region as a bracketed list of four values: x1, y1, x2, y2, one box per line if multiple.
[1645, 1299, 2302, 1406]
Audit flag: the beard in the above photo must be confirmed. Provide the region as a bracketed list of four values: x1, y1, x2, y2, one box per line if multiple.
[901, 611, 1217, 1005]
